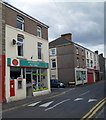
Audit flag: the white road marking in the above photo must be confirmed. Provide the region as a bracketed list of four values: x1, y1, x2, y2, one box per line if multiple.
[79, 91, 90, 96]
[28, 101, 41, 107]
[45, 99, 70, 111]
[39, 101, 54, 107]
[74, 98, 84, 101]
[88, 99, 98, 102]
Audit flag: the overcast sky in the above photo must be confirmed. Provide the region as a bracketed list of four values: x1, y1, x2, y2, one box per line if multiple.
[4, 0, 105, 56]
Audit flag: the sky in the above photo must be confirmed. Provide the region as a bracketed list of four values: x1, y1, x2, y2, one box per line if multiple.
[4, 0, 105, 56]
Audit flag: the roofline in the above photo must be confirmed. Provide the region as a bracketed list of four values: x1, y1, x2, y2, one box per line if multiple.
[2, 1, 49, 28]
[49, 38, 98, 54]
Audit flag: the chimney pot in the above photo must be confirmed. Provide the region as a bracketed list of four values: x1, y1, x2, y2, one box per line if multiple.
[95, 50, 98, 54]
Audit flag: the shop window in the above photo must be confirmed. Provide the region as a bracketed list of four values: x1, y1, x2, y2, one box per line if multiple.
[51, 59, 56, 68]
[37, 26, 42, 38]
[10, 67, 21, 79]
[17, 16, 24, 31]
[76, 71, 86, 81]
[32, 68, 47, 91]
[76, 71, 81, 81]
[38, 42, 42, 60]
[17, 36, 24, 57]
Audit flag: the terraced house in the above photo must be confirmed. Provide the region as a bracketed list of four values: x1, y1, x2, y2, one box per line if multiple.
[0, 1, 50, 102]
[49, 33, 87, 86]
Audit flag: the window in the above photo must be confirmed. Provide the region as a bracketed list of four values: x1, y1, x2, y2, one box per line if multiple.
[17, 36, 24, 57]
[10, 67, 21, 79]
[51, 59, 56, 68]
[37, 26, 42, 38]
[38, 42, 42, 59]
[51, 49, 56, 55]
[82, 59, 85, 67]
[90, 53, 92, 59]
[91, 60, 93, 67]
[87, 51, 89, 58]
[82, 50, 84, 56]
[17, 16, 24, 30]
[77, 58, 79, 67]
[87, 59, 89, 67]
[76, 48, 79, 54]
[51, 75, 56, 79]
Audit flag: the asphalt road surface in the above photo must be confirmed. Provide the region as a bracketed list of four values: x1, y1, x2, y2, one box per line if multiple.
[2, 80, 106, 119]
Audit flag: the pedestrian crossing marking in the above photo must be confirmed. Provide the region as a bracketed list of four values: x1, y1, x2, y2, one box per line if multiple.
[39, 101, 54, 107]
[28, 101, 41, 107]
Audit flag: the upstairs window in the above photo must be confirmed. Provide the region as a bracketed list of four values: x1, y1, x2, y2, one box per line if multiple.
[77, 57, 80, 67]
[37, 26, 42, 38]
[51, 49, 56, 55]
[38, 42, 42, 60]
[76, 48, 79, 54]
[17, 16, 24, 31]
[51, 59, 56, 68]
[17, 36, 24, 57]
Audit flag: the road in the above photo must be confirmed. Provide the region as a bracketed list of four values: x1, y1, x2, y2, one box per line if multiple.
[2, 80, 105, 119]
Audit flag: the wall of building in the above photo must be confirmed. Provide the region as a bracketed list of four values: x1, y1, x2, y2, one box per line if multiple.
[5, 24, 50, 102]
[5, 25, 49, 62]
[74, 45, 86, 68]
[57, 45, 75, 84]
[4, 5, 48, 40]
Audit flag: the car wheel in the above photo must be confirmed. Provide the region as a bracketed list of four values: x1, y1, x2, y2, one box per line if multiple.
[57, 85, 60, 88]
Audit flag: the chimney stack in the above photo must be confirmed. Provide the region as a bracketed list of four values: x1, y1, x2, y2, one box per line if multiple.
[99, 53, 103, 57]
[95, 50, 98, 54]
[61, 33, 72, 40]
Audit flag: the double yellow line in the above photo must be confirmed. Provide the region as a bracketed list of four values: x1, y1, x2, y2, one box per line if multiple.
[81, 97, 106, 120]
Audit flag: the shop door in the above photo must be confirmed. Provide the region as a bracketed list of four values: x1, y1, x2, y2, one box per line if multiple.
[10, 80, 15, 96]
[26, 73, 32, 96]
[87, 72, 94, 84]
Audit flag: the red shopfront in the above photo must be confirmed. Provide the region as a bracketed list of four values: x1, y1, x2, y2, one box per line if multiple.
[87, 70, 94, 84]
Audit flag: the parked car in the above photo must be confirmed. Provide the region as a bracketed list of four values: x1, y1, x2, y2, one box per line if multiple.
[50, 79, 65, 88]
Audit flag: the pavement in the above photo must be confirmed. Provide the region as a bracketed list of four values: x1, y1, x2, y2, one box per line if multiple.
[1, 80, 106, 119]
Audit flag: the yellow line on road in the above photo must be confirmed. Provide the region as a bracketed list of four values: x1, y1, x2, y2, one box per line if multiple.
[86, 100, 106, 120]
[80, 97, 106, 120]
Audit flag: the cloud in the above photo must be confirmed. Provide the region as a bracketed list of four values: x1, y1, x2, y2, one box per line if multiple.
[4, 0, 104, 54]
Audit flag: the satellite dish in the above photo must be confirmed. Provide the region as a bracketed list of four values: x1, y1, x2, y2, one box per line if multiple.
[12, 39, 16, 45]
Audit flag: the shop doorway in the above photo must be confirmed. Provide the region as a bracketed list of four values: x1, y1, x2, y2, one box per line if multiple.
[26, 72, 32, 97]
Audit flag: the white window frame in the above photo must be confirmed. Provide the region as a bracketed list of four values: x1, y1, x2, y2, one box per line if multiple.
[17, 16, 24, 31]
[50, 48, 56, 55]
[77, 58, 79, 67]
[37, 26, 42, 38]
[51, 59, 56, 69]
[17, 37, 24, 57]
[38, 42, 42, 60]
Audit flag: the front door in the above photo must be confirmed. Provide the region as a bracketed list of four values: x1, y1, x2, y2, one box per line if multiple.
[26, 73, 32, 96]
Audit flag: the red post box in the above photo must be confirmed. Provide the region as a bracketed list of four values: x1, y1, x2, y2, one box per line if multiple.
[10, 80, 15, 96]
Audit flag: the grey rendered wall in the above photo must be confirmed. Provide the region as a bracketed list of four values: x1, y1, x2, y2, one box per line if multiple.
[57, 44, 75, 84]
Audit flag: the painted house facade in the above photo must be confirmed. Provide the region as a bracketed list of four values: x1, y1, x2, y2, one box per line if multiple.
[0, 1, 50, 102]
[49, 33, 87, 86]
[85, 49, 100, 83]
